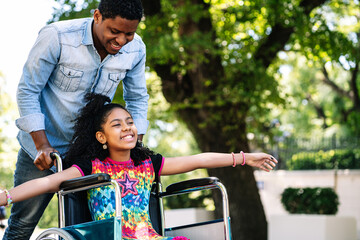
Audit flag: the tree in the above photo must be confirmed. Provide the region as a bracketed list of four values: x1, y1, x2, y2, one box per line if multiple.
[49, 0, 355, 239]
[140, 1, 327, 239]
[269, 0, 360, 138]
[275, 53, 360, 138]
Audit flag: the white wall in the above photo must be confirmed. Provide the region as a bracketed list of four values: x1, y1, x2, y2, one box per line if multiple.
[254, 170, 360, 240]
[164, 208, 214, 228]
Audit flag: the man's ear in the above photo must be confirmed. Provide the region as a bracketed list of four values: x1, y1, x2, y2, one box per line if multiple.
[96, 131, 106, 144]
[93, 9, 102, 24]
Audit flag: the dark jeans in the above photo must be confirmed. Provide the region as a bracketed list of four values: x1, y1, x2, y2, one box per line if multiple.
[2, 149, 54, 240]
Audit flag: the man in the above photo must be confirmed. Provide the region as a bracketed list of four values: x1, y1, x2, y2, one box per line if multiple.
[4, 0, 148, 239]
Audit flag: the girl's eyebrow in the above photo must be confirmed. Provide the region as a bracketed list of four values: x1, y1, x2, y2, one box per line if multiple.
[109, 117, 132, 123]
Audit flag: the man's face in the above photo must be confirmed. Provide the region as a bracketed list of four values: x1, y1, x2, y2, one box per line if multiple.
[92, 10, 139, 55]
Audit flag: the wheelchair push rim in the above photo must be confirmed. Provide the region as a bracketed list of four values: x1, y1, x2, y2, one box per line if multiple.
[35, 227, 75, 240]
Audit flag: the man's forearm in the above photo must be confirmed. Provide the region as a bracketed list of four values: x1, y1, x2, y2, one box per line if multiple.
[30, 130, 51, 150]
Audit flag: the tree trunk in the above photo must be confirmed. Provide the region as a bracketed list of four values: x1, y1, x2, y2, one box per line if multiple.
[142, 0, 327, 238]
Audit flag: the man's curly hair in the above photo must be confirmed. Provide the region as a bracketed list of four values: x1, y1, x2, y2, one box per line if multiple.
[64, 93, 154, 168]
[98, 0, 143, 21]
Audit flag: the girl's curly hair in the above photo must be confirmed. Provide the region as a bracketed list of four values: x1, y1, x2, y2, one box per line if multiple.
[64, 93, 153, 168]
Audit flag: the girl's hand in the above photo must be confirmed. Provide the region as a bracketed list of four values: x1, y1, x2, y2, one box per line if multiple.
[245, 153, 278, 172]
[0, 190, 5, 206]
[0, 190, 9, 207]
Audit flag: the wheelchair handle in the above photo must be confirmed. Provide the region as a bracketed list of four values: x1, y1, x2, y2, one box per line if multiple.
[50, 152, 63, 172]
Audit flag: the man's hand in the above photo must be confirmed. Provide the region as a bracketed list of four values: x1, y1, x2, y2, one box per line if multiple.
[30, 130, 57, 171]
[34, 146, 58, 171]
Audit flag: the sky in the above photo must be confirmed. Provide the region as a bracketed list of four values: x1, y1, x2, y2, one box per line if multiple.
[0, 0, 55, 100]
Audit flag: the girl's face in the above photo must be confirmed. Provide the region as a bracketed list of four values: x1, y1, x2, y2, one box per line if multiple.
[96, 107, 138, 152]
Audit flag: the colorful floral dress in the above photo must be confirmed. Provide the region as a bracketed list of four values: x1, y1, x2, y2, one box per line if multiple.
[74, 154, 189, 240]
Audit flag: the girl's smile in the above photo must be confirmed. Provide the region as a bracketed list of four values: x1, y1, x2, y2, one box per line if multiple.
[120, 133, 135, 141]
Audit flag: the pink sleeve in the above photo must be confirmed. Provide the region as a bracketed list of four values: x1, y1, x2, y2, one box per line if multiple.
[72, 164, 85, 177]
[158, 157, 165, 177]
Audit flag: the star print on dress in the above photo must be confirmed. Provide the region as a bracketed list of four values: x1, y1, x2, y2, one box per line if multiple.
[117, 171, 139, 197]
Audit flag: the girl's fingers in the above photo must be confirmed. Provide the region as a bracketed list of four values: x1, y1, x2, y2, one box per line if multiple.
[260, 165, 270, 172]
[267, 159, 277, 167]
[270, 156, 278, 163]
[251, 153, 278, 171]
[263, 162, 273, 170]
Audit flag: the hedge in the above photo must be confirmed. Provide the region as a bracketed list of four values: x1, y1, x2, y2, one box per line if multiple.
[287, 149, 360, 170]
[281, 187, 339, 215]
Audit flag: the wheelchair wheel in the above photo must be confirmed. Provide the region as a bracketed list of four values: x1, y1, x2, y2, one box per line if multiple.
[35, 227, 74, 240]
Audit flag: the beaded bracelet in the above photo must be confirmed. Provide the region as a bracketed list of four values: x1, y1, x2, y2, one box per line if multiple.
[231, 152, 236, 167]
[240, 151, 246, 165]
[4, 189, 13, 207]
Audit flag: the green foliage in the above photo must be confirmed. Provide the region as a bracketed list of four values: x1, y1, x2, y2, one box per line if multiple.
[143, 73, 212, 210]
[48, 0, 360, 144]
[293, 0, 359, 65]
[0, 76, 18, 181]
[50, 0, 96, 22]
[248, 0, 360, 143]
[47, 1, 359, 237]
[281, 187, 339, 215]
[0, 73, 59, 228]
[0, 73, 20, 219]
[265, 50, 360, 142]
[142, 0, 284, 110]
[275, 0, 360, 137]
[144, 73, 200, 155]
[48, 0, 360, 141]
[288, 149, 360, 170]
[37, 195, 58, 228]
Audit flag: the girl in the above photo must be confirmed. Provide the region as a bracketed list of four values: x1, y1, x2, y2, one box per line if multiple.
[0, 93, 277, 240]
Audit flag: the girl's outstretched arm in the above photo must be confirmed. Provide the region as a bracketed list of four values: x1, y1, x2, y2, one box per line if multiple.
[0, 167, 82, 206]
[161, 152, 277, 175]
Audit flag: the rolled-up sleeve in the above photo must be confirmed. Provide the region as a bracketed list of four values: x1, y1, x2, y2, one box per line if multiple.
[123, 44, 149, 135]
[16, 25, 60, 133]
[15, 113, 45, 133]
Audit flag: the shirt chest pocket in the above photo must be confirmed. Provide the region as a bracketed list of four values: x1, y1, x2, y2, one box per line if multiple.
[96, 71, 126, 96]
[54, 66, 84, 92]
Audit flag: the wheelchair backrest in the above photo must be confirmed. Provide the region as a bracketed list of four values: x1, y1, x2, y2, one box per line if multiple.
[149, 181, 163, 234]
[64, 192, 92, 226]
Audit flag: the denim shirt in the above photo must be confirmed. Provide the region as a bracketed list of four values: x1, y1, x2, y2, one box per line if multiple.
[16, 18, 149, 159]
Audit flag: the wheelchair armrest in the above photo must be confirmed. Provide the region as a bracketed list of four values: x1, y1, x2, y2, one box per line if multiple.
[59, 173, 111, 191]
[161, 177, 219, 197]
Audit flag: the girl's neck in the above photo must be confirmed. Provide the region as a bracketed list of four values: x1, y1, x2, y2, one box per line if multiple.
[108, 150, 131, 162]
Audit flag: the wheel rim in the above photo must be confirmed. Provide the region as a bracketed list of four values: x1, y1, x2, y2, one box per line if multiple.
[35, 228, 74, 240]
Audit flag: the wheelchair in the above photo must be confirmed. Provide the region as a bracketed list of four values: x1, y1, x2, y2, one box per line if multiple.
[35, 153, 232, 240]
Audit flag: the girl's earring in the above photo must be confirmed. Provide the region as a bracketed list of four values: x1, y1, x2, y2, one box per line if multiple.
[103, 144, 108, 150]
